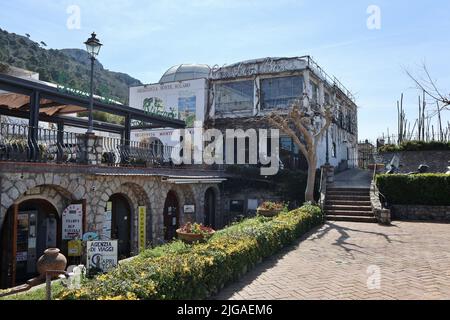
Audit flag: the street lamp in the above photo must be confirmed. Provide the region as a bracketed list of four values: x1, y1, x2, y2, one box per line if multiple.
[325, 128, 330, 165]
[84, 32, 102, 134]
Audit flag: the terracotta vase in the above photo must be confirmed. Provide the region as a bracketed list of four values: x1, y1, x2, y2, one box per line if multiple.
[257, 208, 282, 217]
[37, 248, 67, 277]
[176, 230, 215, 244]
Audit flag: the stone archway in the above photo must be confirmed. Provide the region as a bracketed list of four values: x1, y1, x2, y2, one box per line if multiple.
[97, 181, 153, 255]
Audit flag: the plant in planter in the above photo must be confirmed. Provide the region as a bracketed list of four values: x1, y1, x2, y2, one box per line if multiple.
[257, 201, 285, 217]
[176, 223, 215, 244]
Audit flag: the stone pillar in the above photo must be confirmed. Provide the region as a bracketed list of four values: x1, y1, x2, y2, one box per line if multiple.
[318, 82, 325, 106]
[322, 165, 335, 185]
[303, 70, 312, 99]
[77, 133, 103, 165]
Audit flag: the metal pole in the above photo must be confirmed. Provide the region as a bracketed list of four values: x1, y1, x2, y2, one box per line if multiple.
[45, 273, 52, 301]
[87, 56, 95, 134]
[325, 128, 330, 165]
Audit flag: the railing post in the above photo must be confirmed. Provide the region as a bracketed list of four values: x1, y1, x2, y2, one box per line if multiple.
[57, 122, 64, 163]
[28, 90, 40, 162]
[77, 133, 103, 165]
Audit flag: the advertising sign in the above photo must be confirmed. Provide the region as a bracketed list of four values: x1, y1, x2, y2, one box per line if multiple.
[62, 204, 83, 240]
[138, 206, 146, 252]
[130, 78, 207, 133]
[68, 240, 83, 257]
[86, 241, 118, 273]
[183, 205, 195, 214]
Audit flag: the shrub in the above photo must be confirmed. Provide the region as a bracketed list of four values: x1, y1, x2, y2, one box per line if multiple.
[57, 205, 323, 300]
[376, 174, 450, 205]
[379, 141, 450, 153]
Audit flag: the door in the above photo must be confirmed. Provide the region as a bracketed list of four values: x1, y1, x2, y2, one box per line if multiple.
[111, 194, 132, 259]
[0, 201, 60, 289]
[204, 188, 216, 228]
[0, 205, 16, 289]
[163, 191, 180, 241]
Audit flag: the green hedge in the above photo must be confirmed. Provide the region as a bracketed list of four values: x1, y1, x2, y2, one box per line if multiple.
[58, 205, 323, 300]
[379, 141, 450, 153]
[376, 174, 450, 205]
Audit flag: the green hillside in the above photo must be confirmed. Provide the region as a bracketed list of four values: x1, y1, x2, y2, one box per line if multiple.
[0, 28, 142, 103]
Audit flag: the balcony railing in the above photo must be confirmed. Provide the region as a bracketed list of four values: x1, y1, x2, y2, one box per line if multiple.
[0, 122, 178, 167]
[0, 122, 81, 163]
[102, 136, 177, 167]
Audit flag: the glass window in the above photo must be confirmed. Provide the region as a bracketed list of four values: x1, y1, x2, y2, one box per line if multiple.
[215, 81, 254, 113]
[311, 82, 319, 104]
[261, 76, 303, 110]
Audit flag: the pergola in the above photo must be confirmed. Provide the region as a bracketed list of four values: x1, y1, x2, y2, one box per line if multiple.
[0, 73, 185, 140]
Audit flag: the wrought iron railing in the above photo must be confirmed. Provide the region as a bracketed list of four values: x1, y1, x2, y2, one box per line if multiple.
[0, 122, 178, 167]
[0, 122, 81, 163]
[101, 137, 178, 167]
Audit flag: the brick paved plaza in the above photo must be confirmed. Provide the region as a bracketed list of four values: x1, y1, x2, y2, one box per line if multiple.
[215, 221, 450, 300]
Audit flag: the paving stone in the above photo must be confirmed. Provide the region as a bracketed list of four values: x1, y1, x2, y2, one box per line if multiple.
[214, 221, 450, 300]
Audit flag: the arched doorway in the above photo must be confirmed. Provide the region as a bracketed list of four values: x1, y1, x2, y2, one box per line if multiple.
[110, 194, 132, 259]
[0, 199, 60, 289]
[204, 188, 217, 229]
[163, 191, 180, 241]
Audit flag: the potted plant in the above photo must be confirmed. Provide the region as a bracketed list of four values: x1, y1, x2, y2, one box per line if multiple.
[176, 223, 215, 244]
[257, 201, 285, 217]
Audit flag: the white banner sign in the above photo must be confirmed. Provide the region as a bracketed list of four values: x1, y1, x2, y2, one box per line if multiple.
[86, 241, 118, 273]
[62, 204, 83, 240]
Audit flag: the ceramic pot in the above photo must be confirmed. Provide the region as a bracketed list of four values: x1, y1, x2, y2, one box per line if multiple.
[176, 230, 215, 244]
[257, 208, 282, 217]
[37, 248, 67, 277]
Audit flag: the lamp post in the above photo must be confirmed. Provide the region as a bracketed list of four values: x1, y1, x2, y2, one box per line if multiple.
[84, 32, 102, 134]
[325, 128, 330, 165]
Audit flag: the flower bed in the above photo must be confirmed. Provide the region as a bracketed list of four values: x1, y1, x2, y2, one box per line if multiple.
[57, 205, 323, 300]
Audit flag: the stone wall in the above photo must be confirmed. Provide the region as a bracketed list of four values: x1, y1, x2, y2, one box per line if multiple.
[0, 169, 222, 251]
[221, 187, 282, 225]
[379, 150, 450, 173]
[391, 205, 450, 222]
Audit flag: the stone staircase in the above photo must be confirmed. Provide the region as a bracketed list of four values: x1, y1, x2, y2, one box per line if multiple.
[325, 187, 377, 223]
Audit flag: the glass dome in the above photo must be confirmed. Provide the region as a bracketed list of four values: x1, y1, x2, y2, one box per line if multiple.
[159, 64, 211, 83]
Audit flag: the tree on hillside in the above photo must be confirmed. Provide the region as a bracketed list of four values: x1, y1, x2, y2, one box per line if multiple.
[260, 88, 335, 203]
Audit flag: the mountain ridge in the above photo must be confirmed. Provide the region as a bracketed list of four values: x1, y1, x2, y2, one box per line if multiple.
[0, 28, 143, 103]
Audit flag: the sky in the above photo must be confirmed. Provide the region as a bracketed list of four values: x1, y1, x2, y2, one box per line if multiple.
[1, 0, 449, 141]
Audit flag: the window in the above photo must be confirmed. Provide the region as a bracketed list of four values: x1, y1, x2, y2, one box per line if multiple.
[324, 93, 330, 105]
[311, 82, 319, 104]
[261, 76, 303, 110]
[332, 143, 337, 158]
[230, 200, 244, 213]
[215, 81, 254, 113]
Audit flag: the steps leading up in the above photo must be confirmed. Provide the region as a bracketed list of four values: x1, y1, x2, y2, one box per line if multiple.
[325, 187, 376, 223]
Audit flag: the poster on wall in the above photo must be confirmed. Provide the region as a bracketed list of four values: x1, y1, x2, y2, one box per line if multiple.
[86, 241, 118, 273]
[138, 206, 146, 252]
[102, 202, 112, 240]
[62, 204, 83, 240]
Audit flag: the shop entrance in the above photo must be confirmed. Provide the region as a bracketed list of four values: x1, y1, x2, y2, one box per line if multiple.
[204, 188, 217, 229]
[163, 191, 180, 241]
[0, 200, 60, 289]
[110, 194, 132, 259]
